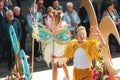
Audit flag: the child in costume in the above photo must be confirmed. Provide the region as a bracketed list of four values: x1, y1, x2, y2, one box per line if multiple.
[52, 25, 106, 80]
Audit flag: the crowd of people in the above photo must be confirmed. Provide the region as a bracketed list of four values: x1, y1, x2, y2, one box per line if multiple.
[0, 0, 120, 79]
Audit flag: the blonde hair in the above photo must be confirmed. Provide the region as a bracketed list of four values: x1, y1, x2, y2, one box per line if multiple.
[47, 6, 53, 13]
[6, 9, 13, 16]
[76, 26, 86, 33]
[14, 6, 20, 11]
[66, 2, 73, 7]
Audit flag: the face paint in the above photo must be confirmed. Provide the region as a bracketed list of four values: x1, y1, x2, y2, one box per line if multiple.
[77, 29, 87, 42]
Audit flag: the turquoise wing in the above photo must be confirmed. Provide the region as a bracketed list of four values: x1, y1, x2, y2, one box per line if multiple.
[20, 49, 31, 80]
[54, 30, 71, 44]
[9, 25, 19, 54]
[37, 28, 53, 43]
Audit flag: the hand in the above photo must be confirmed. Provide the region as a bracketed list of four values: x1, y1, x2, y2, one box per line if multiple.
[51, 54, 57, 59]
[89, 25, 100, 36]
[115, 21, 120, 25]
[71, 22, 76, 26]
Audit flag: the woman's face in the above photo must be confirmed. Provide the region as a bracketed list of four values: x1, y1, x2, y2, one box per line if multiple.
[108, 4, 114, 11]
[67, 6, 73, 13]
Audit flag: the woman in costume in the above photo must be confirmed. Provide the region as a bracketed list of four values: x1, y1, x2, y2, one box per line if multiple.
[52, 26, 106, 80]
[43, 10, 70, 80]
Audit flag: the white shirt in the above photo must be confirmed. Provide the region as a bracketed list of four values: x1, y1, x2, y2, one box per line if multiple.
[46, 15, 52, 24]
[73, 43, 100, 69]
[73, 47, 92, 69]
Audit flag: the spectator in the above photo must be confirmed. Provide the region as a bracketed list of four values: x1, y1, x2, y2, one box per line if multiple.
[41, 6, 53, 59]
[0, 0, 7, 62]
[5, 10, 22, 70]
[111, 0, 120, 15]
[102, 1, 120, 52]
[102, 1, 120, 31]
[37, 0, 47, 19]
[52, 0, 63, 11]
[3, 0, 13, 10]
[13, 6, 27, 51]
[26, 3, 43, 62]
[100, 0, 119, 17]
[45, 6, 54, 24]
[79, 0, 98, 37]
[62, 2, 80, 38]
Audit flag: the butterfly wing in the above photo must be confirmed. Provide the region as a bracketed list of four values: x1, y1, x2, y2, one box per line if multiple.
[37, 28, 53, 43]
[54, 30, 71, 44]
[9, 25, 19, 54]
[20, 49, 31, 80]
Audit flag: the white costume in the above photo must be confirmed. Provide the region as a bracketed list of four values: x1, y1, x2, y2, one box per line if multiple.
[44, 41, 67, 66]
[43, 21, 70, 66]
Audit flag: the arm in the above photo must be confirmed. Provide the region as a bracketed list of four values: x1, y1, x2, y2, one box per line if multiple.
[62, 14, 71, 27]
[90, 26, 106, 48]
[51, 54, 66, 59]
[26, 14, 33, 34]
[97, 29, 106, 48]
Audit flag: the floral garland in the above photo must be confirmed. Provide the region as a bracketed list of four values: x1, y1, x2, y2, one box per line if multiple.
[5, 69, 25, 80]
[92, 57, 108, 80]
[92, 57, 120, 80]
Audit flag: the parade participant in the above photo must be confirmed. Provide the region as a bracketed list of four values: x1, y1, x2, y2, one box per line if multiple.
[43, 10, 70, 80]
[52, 26, 105, 80]
[26, 3, 43, 62]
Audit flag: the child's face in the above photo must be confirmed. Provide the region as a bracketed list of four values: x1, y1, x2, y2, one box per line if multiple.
[77, 29, 87, 42]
